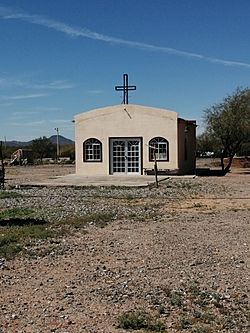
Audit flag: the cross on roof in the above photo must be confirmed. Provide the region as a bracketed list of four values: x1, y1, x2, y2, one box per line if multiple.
[115, 73, 136, 104]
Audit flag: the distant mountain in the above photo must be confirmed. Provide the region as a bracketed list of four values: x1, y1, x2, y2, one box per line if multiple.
[5, 135, 74, 147]
[5, 140, 32, 148]
[49, 135, 74, 146]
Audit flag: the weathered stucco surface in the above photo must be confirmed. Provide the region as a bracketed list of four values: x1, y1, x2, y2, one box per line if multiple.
[75, 104, 195, 175]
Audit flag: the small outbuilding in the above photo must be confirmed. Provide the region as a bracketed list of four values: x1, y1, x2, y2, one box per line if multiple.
[74, 103, 196, 176]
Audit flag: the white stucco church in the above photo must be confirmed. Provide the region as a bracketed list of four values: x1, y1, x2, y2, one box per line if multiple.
[74, 75, 196, 176]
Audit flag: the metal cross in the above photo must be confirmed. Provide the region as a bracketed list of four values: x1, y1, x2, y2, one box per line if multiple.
[115, 73, 136, 104]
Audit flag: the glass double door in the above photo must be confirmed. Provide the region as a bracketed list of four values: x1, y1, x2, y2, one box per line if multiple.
[110, 138, 141, 174]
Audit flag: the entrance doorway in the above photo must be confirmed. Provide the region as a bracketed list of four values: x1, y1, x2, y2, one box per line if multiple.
[110, 138, 141, 174]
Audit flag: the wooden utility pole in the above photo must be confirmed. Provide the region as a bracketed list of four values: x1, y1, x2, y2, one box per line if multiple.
[0, 141, 5, 189]
[54, 127, 60, 162]
[153, 148, 159, 188]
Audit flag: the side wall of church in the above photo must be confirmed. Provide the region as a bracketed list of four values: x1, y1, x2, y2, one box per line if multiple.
[75, 104, 179, 175]
[177, 118, 196, 174]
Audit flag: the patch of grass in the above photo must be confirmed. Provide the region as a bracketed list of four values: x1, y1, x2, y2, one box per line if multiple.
[124, 193, 135, 200]
[192, 325, 211, 333]
[127, 209, 159, 223]
[63, 212, 116, 229]
[0, 191, 23, 199]
[27, 243, 63, 258]
[189, 283, 201, 296]
[0, 217, 47, 227]
[83, 212, 116, 227]
[117, 311, 148, 330]
[18, 224, 54, 239]
[62, 217, 87, 229]
[0, 221, 56, 259]
[117, 310, 165, 332]
[0, 242, 22, 258]
[179, 316, 192, 330]
[200, 312, 216, 324]
[157, 305, 167, 315]
[194, 292, 210, 308]
[170, 291, 183, 307]
[0, 207, 34, 220]
[121, 284, 249, 333]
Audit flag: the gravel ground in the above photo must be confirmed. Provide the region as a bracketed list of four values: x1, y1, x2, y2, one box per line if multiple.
[0, 166, 249, 333]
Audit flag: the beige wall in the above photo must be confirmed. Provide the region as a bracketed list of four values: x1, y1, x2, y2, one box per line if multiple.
[75, 104, 179, 175]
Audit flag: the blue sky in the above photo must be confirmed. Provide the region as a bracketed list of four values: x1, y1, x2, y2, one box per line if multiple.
[0, 0, 250, 141]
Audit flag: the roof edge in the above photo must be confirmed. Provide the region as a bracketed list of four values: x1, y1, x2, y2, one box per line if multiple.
[75, 103, 177, 119]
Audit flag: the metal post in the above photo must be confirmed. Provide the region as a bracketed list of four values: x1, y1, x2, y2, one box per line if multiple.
[124, 73, 128, 104]
[54, 127, 60, 162]
[115, 73, 136, 104]
[0, 141, 5, 189]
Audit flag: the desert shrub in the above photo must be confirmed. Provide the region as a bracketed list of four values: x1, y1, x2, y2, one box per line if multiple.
[117, 310, 165, 332]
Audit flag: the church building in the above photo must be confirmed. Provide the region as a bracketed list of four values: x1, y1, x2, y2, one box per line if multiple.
[74, 75, 196, 176]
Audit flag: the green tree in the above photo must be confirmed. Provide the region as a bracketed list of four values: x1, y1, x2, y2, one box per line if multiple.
[238, 141, 250, 156]
[31, 136, 56, 162]
[1, 146, 17, 160]
[60, 144, 75, 161]
[204, 88, 250, 174]
[196, 132, 220, 157]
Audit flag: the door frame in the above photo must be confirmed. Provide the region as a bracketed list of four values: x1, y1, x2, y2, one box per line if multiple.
[109, 137, 143, 175]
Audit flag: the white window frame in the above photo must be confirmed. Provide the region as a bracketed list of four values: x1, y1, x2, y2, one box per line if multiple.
[149, 137, 169, 161]
[83, 138, 102, 162]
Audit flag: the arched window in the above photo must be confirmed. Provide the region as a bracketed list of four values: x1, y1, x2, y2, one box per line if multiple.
[149, 137, 169, 161]
[83, 138, 102, 162]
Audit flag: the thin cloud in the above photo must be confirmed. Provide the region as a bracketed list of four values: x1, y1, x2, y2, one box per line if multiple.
[12, 111, 40, 116]
[2, 93, 49, 100]
[0, 75, 74, 90]
[50, 119, 72, 124]
[10, 120, 46, 127]
[32, 80, 75, 90]
[0, 6, 250, 69]
[10, 111, 40, 121]
[0, 77, 26, 88]
[13, 111, 39, 116]
[48, 80, 74, 89]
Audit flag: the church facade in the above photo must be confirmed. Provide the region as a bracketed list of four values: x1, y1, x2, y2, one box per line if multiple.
[74, 104, 196, 176]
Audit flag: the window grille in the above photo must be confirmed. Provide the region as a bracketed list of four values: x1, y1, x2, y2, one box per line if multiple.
[83, 138, 102, 162]
[149, 137, 169, 161]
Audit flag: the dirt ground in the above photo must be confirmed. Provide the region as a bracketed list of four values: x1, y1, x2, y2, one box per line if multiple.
[0, 164, 249, 333]
[4, 164, 75, 185]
